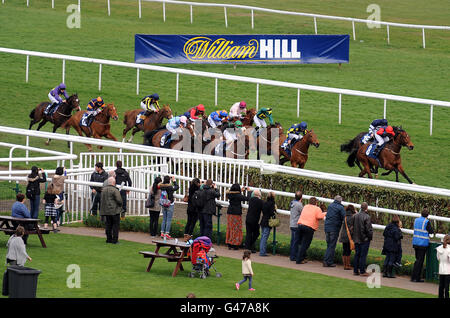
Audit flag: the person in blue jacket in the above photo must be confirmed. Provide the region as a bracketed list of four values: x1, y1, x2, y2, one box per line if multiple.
[411, 208, 435, 282]
[323, 195, 346, 267]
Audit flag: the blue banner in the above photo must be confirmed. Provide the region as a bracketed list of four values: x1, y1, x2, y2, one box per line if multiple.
[135, 34, 349, 64]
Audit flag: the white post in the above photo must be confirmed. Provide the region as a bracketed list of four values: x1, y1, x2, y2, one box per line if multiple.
[213, 78, 218, 106]
[62, 59, 65, 83]
[383, 99, 387, 119]
[176, 73, 179, 102]
[338, 94, 342, 124]
[256, 83, 259, 110]
[107, 0, 110, 16]
[297, 88, 300, 118]
[224, 7, 228, 28]
[27, 0, 29, 7]
[78, 0, 80, 12]
[25, 55, 29, 83]
[314, 17, 317, 34]
[422, 28, 426, 48]
[138, 0, 141, 19]
[251, 9, 254, 29]
[163, 1, 166, 22]
[136, 68, 140, 95]
[98, 64, 102, 91]
[25, 135, 29, 165]
[387, 25, 390, 44]
[430, 105, 433, 136]
[52, 0, 54, 9]
[190, 5, 193, 24]
[352, 21, 356, 40]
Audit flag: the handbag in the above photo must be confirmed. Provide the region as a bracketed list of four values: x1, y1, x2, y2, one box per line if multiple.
[145, 193, 155, 209]
[344, 216, 355, 251]
[268, 211, 280, 228]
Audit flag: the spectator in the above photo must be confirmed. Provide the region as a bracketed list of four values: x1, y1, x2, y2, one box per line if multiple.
[115, 160, 132, 215]
[100, 177, 123, 244]
[436, 234, 450, 298]
[51, 167, 67, 227]
[259, 192, 276, 257]
[225, 184, 249, 250]
[296, 197, 326, 264]
[323, 195, 346, 267]
[235, 250, 255, 291]
[198, 179, 220, 239]
[184, 178, 200, 241]
[289, 191, 303, 262]
[6, 226, 32, 266]
[11, 194, 31, 245]
[148, 177, 162, 237]
[244, 189, 263, 253]
[349, 202, 373, 276]
[42, 183, 60, 233]
[382, 215, 403, 278]
[26, 166, 46, 219]
[89, 162, 108, 216]
[411, 208, 435, 283]
[159, 176, 180, 239]
[339, 204, 356, 270]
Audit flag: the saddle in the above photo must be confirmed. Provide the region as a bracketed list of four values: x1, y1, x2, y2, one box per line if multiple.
[44, 103, 60, 116]
[135, 111, 146, 125]
[80, 113, 91, 127]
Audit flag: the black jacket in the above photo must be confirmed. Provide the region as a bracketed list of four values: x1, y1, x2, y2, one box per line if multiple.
[200, 185, 220, 215]
[226, 191, 249, 215]
[90, 170, 108, 192]
[159, 182, 180, 203]
[382, 222, 403, 254]
[115, 168, 132, 188]
[260, 197, 276, 228]
[246, 194, 264, 225]
[187, 183, 200, 213]
[27, 173, 47, 196]
[349, 210, 373, 244]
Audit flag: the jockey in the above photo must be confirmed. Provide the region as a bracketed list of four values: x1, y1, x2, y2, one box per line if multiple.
[254, 107, 274, 129]
[215, 120, 244, 156]
[45, 83, 69, 114]
[369, 118, 389, 154]
[86, 97, 105, 125]
[281, 122, 308, 152]
[140, 93, 160, 121]
[183, 104, 205, 122]
[373, 125, 395, 156]
[207, 110, 228, 129]
[228, 101, 247, 120]
[160, 115, 188, 147]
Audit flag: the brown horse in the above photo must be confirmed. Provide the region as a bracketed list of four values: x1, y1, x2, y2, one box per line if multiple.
[146, 123, 194, 151]
[249, 123, 283, 160]
[29, 94, 81, 144]
[62, 103, 119, 151]
[230, 108, 256, 127]
[122, 105, 173, 143]
[356, 127, 414, 183]
[279, 130, 320, 168]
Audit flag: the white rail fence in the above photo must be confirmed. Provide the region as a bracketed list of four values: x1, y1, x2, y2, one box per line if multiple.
[5, 0, 450, 48]
[1, 47, 450, 136]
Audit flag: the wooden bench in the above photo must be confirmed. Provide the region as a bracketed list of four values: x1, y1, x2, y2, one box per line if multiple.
[0, 228, 51, 235]
[0, 216, 49, 248]
[139, 251, 179, 260]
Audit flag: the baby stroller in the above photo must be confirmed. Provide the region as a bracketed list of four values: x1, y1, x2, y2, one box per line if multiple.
[188, 236, 222, 279]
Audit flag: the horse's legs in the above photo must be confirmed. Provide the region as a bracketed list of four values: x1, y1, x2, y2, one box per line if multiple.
[122, 125, 132, 142]
[381, 170, 394, 176]
[128, 127, 141, 143]
[36, 119, 48, 131]
[396, 165, 414, 184]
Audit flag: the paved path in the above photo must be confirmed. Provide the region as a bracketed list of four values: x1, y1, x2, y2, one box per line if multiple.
[58, 226, 438, 296]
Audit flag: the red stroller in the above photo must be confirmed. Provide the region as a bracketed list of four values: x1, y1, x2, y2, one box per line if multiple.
[188, 236, 221, 279]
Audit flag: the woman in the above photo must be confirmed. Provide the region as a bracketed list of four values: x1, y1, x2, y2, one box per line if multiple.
[6, 226, 32, 266]
[148, 177, 162, 237]
[27, 166, 47, 219]
[437, 234, 450, 298]
[382, 215, 403, 278]
[159, 176, 179, 239]
[339, 204, 356, 270]
[259, 192, 276, 257]
[184, 178, 200, 241]
[225, 184, 249, 250]
[51, 166, 67, 226]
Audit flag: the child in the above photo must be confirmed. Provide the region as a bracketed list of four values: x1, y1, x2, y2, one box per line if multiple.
[235, 250, 255, 291]
[436, 234, 450, 298]
[43, 183, 60, 233]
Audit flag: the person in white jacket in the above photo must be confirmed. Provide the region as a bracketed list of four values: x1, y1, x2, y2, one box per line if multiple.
[235, 250, 255, 291]
[437, 234, 450, 298]
[6, 226, 32, 266]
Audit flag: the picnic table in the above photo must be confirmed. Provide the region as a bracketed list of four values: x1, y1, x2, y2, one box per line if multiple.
[139, 239, 192, 277]
[0, 215, 50, 248]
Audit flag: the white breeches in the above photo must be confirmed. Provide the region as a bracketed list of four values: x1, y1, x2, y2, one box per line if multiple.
[253, 115, 267, 128]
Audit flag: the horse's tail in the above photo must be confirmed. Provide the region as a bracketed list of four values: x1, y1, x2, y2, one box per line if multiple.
[346, 150, 358, 167]
[340, 138, 356, 153]
[29, 109, 35, 119]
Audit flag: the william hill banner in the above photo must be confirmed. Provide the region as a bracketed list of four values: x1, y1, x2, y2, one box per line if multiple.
[135, 34, 349, 64]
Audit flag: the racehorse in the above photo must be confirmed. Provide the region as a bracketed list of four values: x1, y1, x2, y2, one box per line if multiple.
[62, 103, 119, 151]
[144, 122, 194, 151]
[203, 127, 250, 159]
[230, 108, 256, 127]
[341, 131, 371, 171]
[28, 94, 81, 144]
[279, 130, 320, 168]
[121, 105, 173, 143]
[356, 127, 414, 183]
[248, 123, 283, 160]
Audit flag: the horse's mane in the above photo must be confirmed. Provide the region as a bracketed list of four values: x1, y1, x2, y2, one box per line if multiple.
[393, 126, 404, 134]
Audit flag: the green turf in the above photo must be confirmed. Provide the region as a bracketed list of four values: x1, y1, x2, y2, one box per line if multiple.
[0, 0, 449, 188]
[0, 233, 433, 298]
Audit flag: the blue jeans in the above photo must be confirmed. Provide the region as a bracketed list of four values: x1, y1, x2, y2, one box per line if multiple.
[29, 195, 41, 219]
[160, 204, 174, 234]
[323, 231, 339, 265]
[259, 226, 271, 256]
[238, 275, 253, 289]
[290, 227, 300, 261]
[354, 241, 370, 274]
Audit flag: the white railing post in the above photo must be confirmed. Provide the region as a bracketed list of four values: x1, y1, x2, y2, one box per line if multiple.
[25, 135, 29, 164]
[383, 99, 387, 119]
[107, 0, 111, 16]
[136, 68, 140, 95]
[25, 55, 29, 83]
[163, 1, 166, 22]
[27, 0, 29, 7]
[224, 7, 228, 28]
[387, 25, 390, 44]
[215, 78, 218, 106]
[176, 73, 179, 102]
[62, 59, 66, 83]
[52, 0, 54, 9]
[422, 28, 426, 48]
[190, 5, 193, 24]
[98, 64, 102, 91]
[352, 21, 356, 40]
[78, 0, 80, 12]
[314, 17, 317, 34]
[138, 0, 142, 19]
[297, 88, 300, 118]
[338, 93, 342, 124]
[251, 9, 254, 29]
[256, 83, 259, 110]
[430, 105, 433, 136]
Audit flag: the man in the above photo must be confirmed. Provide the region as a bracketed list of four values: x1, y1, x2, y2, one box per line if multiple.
[207, 110, 228, 129]
[254, 107, 274, 129]
[245, 189, 264, 253]
[100, 177, 123, 244]
[349, 202, 373, 276]
[85, 97, 105, 127]
[160, 115, 188, 148]
[139, 93, 160, 122]
[89, 162, 108, 216]
[229, 101, 247, 120]
[371, 125, 395, 157]
[11, 193, 32, 245]
[323, 195, 346, 267]
[289, 191, 303, 262]
[296, 197, 326, 264]
[198, 179, 220, 238]
[368, 118, 390, 156]
[411, 208, 434, 283]
[183, 104, 205, 122]
[214, 120, 244, 156]
[45, 83, 68, 115]
[115, 160, 132, 215]
[281, 121, 308, 155]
